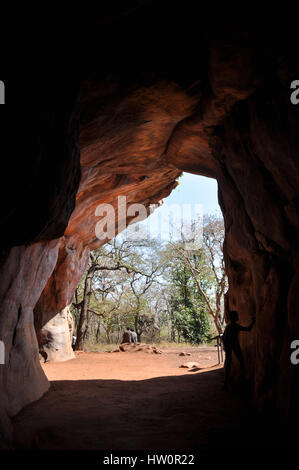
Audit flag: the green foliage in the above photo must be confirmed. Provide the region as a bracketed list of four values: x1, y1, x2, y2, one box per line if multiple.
[72, 213, 226, 348]
[173, 305, 210, 344]
[167, 252, 211, 344]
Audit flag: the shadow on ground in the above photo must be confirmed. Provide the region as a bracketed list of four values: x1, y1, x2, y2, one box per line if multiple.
[13, 368, 294, 450]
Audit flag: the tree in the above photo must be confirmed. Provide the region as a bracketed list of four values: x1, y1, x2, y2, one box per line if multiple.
[72, 237, 166, 348]
[129, 268, 161, 341]
[202, 214, 227, 332]
[73, 241, 141, 350]
[164, 214, 227, 337]
[166, 254, 212, 343]
[71, 214, 226, 348]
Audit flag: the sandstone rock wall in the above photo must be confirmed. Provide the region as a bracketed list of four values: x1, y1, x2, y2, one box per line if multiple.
[0, 11, 298, 447]
[212, 70, 299, 417]
[35, 35, 257, 361]
[0, 241, 60, 446]
[0, 78, 82, 445]
[33, 31, 299, 423]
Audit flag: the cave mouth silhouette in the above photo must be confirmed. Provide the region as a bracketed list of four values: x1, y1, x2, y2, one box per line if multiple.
[0, 14, 298, 450]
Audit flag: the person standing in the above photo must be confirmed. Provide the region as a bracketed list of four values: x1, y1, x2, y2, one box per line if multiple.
[222, 310, 255, 388]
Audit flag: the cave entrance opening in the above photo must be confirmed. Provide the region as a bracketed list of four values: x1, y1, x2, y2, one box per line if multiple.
[19, 173, 235, 450]
[71, 172, 226, 354]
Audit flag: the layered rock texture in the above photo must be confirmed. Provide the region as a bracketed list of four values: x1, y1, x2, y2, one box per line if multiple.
[0, 5, 298, 446]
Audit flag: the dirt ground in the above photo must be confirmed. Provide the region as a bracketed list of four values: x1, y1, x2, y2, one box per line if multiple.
[12, 346, 280, 450]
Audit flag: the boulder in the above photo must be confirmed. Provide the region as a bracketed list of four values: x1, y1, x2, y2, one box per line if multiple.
[116, 343, 162, 354]
[180, 362, 201, 369]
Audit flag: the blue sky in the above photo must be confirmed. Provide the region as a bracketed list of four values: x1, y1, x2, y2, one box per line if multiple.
[122, 173, 221, 242]
[163, 172, 221, 216]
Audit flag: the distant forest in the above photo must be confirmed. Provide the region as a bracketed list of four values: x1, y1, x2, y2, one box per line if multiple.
[71, 214, 227, 350]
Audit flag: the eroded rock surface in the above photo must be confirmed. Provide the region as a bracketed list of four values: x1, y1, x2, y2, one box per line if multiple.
[0, 11, 298, 446]
[0, 241, 61, 446]
[31, 34, 299, 422]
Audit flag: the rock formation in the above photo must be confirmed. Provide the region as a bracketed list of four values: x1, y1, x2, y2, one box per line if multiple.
[180, 362, 201, 369]
[116, 343, 162, 354]
[0, 6, 298, 446]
